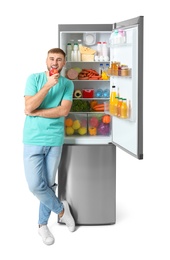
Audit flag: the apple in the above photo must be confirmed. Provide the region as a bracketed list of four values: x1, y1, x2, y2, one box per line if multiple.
[49, 68, 58, 76]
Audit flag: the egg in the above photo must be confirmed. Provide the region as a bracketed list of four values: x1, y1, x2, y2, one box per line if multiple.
[99, 56, 104, 62]
[103, 56, 109, 61]
[94, 55, 99, 61]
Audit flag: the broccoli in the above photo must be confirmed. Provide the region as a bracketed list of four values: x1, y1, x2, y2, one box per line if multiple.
[71, 100, 91, 112]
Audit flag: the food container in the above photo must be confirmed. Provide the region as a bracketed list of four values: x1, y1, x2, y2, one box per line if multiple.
[121, 66, 129, 76]
[88, 113, 111, 136]
[65, 114, 88, 136]
[82, 89, 94, 98]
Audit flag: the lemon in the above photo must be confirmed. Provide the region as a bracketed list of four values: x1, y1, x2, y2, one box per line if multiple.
[65, 126, 74, 135]
[78, 127, 87, 135]
[72, 120, 81, 130]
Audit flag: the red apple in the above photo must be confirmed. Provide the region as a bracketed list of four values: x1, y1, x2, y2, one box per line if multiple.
[49, 68, 58, 76]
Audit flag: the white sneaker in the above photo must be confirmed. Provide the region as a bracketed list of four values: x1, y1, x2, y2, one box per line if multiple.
[60, 200, 76, 232]
[38, 225, 55, 245]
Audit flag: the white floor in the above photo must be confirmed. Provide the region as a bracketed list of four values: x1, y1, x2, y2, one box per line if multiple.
[1, 2, 170, 259]
[2, 145, 170, 260]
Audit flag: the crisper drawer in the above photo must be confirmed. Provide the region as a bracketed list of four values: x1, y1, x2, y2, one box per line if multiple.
[65, 113, 111, 137]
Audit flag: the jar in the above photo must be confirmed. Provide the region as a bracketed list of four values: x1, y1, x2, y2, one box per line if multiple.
[121, 66, 129, 76]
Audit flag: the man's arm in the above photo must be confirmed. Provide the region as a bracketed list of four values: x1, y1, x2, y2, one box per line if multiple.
[25, 99, 72, 118]
[25, 74, 59, 113]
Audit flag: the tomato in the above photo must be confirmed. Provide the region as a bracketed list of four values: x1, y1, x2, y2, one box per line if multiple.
[49, 68, 58, 76]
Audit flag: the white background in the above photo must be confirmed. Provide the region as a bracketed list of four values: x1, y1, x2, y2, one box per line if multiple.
[0, 1, 169, 259]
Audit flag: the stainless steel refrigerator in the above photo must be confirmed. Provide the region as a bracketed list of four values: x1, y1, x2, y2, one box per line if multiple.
[58, 16, 143, 225]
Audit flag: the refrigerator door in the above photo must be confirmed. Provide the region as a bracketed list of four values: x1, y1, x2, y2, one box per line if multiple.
[110, 16, 143, 159]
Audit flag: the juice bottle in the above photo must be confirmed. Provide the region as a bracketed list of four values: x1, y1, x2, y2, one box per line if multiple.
[117, 97, 123, 117]
[113, 96, 119, 116]
[109, 86, 116, 115]
[120, 98, 127, 118]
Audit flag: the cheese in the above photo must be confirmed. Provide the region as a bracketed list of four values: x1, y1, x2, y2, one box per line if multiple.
[79, 45, 96, 55]
[81, 54, 94, 61]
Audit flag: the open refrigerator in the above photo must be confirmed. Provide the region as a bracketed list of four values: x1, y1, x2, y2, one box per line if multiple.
[58, 16, 144, 225]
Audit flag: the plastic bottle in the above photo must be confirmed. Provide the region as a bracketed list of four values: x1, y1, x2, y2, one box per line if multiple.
[73, 43, 78, 61]
[78, 39, 82, 48]
[95, 89, 103, 98]
[97, 42, 102, 56]
[120, 98, 127, 118]
[77, 50, 81, 61]
[103, 89, 110, 98]
[113, 96, 119, 116]
[117, 97, 123, 117]
[99, 63, 104, 76]
[102, 42, 108, 57]
[66, 43, 72, 61]
[109, 85, 117, 115]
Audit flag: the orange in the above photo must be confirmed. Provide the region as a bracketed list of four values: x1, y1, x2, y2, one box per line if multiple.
[65, 118, 73, 127]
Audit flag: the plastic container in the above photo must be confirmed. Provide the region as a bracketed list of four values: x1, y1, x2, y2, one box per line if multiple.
[65, 114, 88, 136]
[82, 89, 94, 98]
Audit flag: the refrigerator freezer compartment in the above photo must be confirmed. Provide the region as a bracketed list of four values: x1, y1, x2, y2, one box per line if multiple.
[58, 144, 116, 225]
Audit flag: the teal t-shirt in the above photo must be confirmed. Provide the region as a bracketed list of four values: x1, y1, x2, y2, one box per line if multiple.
[23, 72, 74, 146]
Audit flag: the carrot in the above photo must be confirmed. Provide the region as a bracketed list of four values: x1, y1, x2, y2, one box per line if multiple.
[93, 103, 104, 108]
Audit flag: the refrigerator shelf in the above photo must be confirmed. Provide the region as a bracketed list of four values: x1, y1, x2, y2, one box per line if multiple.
[72, 80, 110, 82]
[73, 98, 109, 100]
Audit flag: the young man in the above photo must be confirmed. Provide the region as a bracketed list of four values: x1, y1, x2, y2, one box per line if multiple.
[23, 48, 75, 246]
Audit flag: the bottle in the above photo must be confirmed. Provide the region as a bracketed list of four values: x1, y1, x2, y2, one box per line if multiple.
[113, 96, 119, 116]
[95, 89, 103, 98]
[117, 97, 123, 117]
[109, 86, 117, 115]
[73, 43, 78, 61]
[97, 42, 102, 56]
[120, 98, 127, 118]
[102, 42, 108, 57]
[78, 39, 82, 48]
[66, 43, 72, 61]
[77, 50, 81, 61]
[99, 63, 104, 76]
[103, 89, 110, 98]
[71, 50, 74, 61]
[105, 63, 110, 79]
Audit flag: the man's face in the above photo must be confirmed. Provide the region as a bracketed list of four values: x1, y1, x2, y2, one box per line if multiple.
[46, 53, 65, 73]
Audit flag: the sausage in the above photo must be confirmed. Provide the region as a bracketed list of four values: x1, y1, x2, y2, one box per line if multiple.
[66, 69, 78, 80]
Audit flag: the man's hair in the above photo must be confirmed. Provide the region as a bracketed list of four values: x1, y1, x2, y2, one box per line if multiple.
[48, 48, 66, 58]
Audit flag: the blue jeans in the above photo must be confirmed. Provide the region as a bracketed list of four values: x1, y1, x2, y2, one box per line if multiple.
[23, 145, 64, 225]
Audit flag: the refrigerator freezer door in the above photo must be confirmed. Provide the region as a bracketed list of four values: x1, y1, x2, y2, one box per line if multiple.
[111, 16, 143, 159]
[58, 144, 116, 225]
